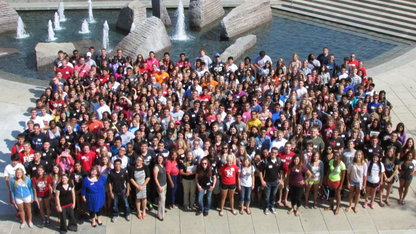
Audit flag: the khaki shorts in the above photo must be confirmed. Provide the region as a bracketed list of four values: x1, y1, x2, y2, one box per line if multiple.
[279, 174, 287, 189]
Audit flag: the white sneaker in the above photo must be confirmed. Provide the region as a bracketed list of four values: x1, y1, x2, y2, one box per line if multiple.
[28, 222, 33, 228]
[20, 223, 25, 229]
[111, 216, 118, 222]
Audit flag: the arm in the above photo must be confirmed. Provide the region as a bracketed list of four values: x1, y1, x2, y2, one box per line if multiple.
[304, 170, 312, 185]
[259, 170, 267, 187]
[153, 167, 163, 193]
[251, 170, 255, 190]
[71, 188, 76, 209]
[237, 170, 241, 191]
[108, 182, 114, 199]
[55, 190, 62, 213]
[338, 169, 346, 191]
[125, 173, 130, 197]
[195, 173, 202, 192]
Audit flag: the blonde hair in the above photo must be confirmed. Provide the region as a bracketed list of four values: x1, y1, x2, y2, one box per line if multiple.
[14, 168, 27, 188]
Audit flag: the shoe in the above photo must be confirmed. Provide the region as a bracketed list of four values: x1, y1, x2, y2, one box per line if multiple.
[203, 211, 209, 216]
[270, 207, 277, 214]
[185, 206, 191, 211]
[28, 222, 33, 228]
[97, 219, 103, 226]
[148, 203, 154, 211]
[126, 214, 131, 221]
[264, 209, 269, 215]
[363, 201, 368, 208]
[20, 223, 25, 229]
[42, 220, 47, 227]
[370, 202, 375, 209]
[46, 220, 50, 226]
[195, 211, 202, 216]
[111, 216, 118, 223]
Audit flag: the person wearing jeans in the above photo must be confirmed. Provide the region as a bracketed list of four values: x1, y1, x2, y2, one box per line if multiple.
[238, 157, 255, 215]
[108, 159, 130, 222]
[195, 158, 216, 216]
[259, 147, 284, 215]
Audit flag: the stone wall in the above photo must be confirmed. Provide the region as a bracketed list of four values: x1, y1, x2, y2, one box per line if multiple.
[35, 42, 76, 69]
[220, 34, 256, 62]
[189, 0, 224, 29]
[220, 0, 272, 39]
[0, 1, 18, 35]
[159, 0, 172, 27]
[116, 0, 146, 32]
[109, 16, 172, 59]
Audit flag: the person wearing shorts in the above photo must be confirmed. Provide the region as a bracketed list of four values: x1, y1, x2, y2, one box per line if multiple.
[324, 152, 345, 215]
[398, 152, 415, 205]
[346, 150, 367, 213]
[305, 152, 324, 209]
[219, 154, 238, 216]
[364, 154, 385, 209]
[10, 168, 34, 229]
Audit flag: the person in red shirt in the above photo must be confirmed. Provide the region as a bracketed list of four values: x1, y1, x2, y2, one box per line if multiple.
[18, 142, 35, 167]
[56, 59, 73, 81]
[219, 155, 238, 216]
[321, 117, 336, 141]
[98, 68, 110, 86]
[76, 143, 96, 172]
[198, 87, 211, 102]
[347, 53, 359, 68]
[357, 60, 367, 77]
[113, 96, 132, 120]
[278, 142, 295, 207]
[11, 134, 25, 155]
[32, 165, 52, 226]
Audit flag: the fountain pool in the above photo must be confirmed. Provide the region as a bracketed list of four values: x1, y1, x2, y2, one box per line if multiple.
[0, 9, 409, 80]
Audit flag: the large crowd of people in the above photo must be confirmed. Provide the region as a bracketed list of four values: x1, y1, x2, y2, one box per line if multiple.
[4, 45, 416, 233]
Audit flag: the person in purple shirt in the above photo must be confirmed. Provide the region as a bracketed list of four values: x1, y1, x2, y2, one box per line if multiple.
[286, 155, 311, 217]
[233, 84, 247, 102]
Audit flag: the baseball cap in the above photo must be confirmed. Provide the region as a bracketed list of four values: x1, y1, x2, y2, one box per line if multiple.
[214, 53, 220, 57]
[86, 52, 92, 57]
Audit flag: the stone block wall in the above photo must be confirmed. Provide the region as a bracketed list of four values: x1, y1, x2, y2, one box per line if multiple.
[189, 0, 224, 29]
[35, 42, 76, 69]
[0, 1, 18, 35]
[116, 0, 146, 32]
[220, 34, 256, 62]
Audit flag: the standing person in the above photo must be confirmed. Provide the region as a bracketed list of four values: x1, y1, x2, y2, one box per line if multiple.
[10, 168, 34, 229]
[324, 152, 346, 215]
[381, 146, 399, 206]
[70, 161, 88, 220]
[237, 157, 255, 215]
[180, 150, 198, 210]
[305, 152, 324, 209]
[108, 159, 130, 222]
[364, 154, 385, 209]
[218, 155, 239, 216]
[55, 173, 78, 234]
[166, 151, 180, 209]
[153, 154, 167, 221]
[129, 156, 150, 219]
[195, 158, 216, 216]
[32, 165, 52, 226]
[286, 155, 312, 216]
[81, 166, 106, 227]
[4, 153, 26, 220]
[346, 150, 367, 213]
[398, 152, 415, 205]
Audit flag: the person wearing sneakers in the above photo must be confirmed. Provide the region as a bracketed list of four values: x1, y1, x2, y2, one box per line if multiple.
[108, 159, 131, 222]
[363, 154, 385, 209]
[10, 168, 34, 229]
[4, 153, 26, 220]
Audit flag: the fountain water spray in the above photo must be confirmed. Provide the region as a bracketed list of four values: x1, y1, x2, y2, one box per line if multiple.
[130, 22, 136, 33]
[79, 19, 90, 34]
[87, 0, 95, 23]
[54, 12, 62, 30]
[171, 0, 190, 41]
[102, 20, 109, 50]
[16, 16, 29, 39]
[58, 2, 66, 22]
[47, 20, 57, 41]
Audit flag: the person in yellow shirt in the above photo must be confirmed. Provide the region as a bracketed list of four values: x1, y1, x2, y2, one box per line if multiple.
[247, 111, 262, 132]
[154, 65, 169, 84]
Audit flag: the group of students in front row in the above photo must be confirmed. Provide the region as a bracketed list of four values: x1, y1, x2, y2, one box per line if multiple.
[5, 137, 415, 232]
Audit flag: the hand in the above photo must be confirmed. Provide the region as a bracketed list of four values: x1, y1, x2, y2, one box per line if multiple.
[158, 187, 163, 193]
[31, 200, 34, 204]
[347, 183, 351, 189]
[11, 201, 15, 205]
[198, 185, 202, 193]
[34, 198, 38, 203]
[208, 186, 214, 192]
[57, 206, 62, 213]
[137, 185, 143, 191]
[110, 193, 114, 199]
[171, 183, 175, 189]
[82, 197, 87, 203]
[261, 181, 267, 187]
[125, 192, 129, 197]
[71, 204, 75, 209]
[298, 180, 305, 186]
[337, 185, 343, 191]
[385, 178, 391, 183]
[251, 185, 255, 191]
[278, 180, 282, 187]
[238, 185, 241, 191]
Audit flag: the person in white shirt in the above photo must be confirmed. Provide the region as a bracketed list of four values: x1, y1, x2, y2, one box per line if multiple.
[254, 50, 272, 74]
[95, 97, 111, 120]
[270, 131, 288, 152]
[295, 80, 308, 103]
[38, 106, 53, 131]
[191, 140, 205, 163]
[4, 153, 26, 216]
[193, 49, 212, 68]
[26, 108, 44, 130]
[116, 125, 135, 145]
[227, 57, 238, 73]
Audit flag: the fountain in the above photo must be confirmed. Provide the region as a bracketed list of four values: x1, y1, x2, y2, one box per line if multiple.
[79, 19, 90, 34]
[54, 12, 62, 30]
[47, 20, 57, 41]
[87, 0, 95, 23]
[102, 20, 109, 50]
[58, 2, 66, 22]
[171, 0, 190, 41]
[16, 17, 29, 39]
[130, 22, 136, 33]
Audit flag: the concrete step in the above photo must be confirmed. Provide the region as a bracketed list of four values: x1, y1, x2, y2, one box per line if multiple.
[358, 0, 416, 14]
[293, 0, 416, 31]
[273, 5, 416, 42]
[279, 3, 416, 38]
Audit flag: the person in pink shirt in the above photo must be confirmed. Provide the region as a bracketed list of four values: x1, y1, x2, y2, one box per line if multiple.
[74, 57, 90, 79]
[166, 151, 180, 209]
[242, 102, 252, 124]
[146, 51, 159, 69]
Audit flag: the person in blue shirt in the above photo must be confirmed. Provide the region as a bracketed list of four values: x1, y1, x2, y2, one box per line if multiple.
[250, 97, 262, 113]
[255, 127, 272, 151]
[10, 168, 34, 229]
[324, 54, 337, 78]
[271, 104, 281, 124]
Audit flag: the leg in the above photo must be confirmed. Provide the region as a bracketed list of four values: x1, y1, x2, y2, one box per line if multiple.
[39, 198, 46, 222]
[402, 180, 412, 201]
[24, 202, 32, 224]
[353, 186, 361, 213]
[182, 179, 190, 208]
[304, 183, 312, 208]
[398, 179, 404, 200]
[228, 189, 235, 212]
[263, 183, 271, 210]
[324, 186, 334, 210]
[205, 190, 213, 213]
[312, 184, 319, 207]
[220, 189, 227, 213]
[136, 199, 141, 217]
[66, 207, 78, 231]
[347, 185, 354, 209]
[385, 183, 393, 205]
[270, 183, 278, 209]
[44, 197, 51, 221]
[245, 187, 252, 212]
[141, 198, 147, 216]
[197, 189, 205, 213]
[334, 187, 341, 215]
[239, 187, 245, 213]
[113, 192, 120, 218]
[59, 206, 68, 233]
[89, 211, 96, 225]
[277, 188, 282, 204]
[17, 203, 25, 224]
[171, 175, 178, 207]
[122, 190, 131, 217]
[190, 181, 197, 208]
[289, 185, 296, 209]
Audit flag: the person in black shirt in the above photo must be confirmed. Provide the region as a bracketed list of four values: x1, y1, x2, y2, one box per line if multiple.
[259, 147, 284, 215]
[56, 173, 78, 234]
[195, 158, 217, 216]
[70, 161, 88, 220]
[363, 136, 383, 162]
[108, 159, 130, 222]
[27, 151, 49, 178]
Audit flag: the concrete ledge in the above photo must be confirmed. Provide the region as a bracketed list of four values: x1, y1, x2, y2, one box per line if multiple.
[116, 0, 146, 32]
[109, 16, 172, 59]
[189, 0, 224, 29]
[220, 34, 256, 62]
[0, 1, 18, 35]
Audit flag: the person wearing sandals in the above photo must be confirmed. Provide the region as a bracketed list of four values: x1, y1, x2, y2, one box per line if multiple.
[32, 164, 52, 227]
[81, 166, 106, 227]
[195, 158, 216, 216]
[153, 154, 167, 221]
[381, 146, 399, 206]
[237, 157, 255, 215]
[55, 173, 78, 234]
[287, 155, 312, 216]
[398, 151, 416, 205]
[129, 156, 150, 219]
[259, 147, 284, 215]
[363, 154, 385, 209]
[324, 152, 346, 215]
[305, 152, 324, 209]
[346, 150, 367, 213]
[10, 168, 34, 229]
[218, 155, 239, 216]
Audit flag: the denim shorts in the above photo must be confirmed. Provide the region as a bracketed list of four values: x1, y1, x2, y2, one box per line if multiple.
[349, 180, 361, 188]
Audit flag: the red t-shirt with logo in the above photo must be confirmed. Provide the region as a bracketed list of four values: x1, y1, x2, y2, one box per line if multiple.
[32, 175, 52, 197]
[219, 164, 239, 185]
[76, 151, 96, 172]
[278, 151, 296, 174]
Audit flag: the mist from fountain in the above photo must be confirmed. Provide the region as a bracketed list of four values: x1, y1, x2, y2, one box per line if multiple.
[54, 12, 62, 30]
[58, 2, 66, 22]
[16, 16, 29, 39]
[87, 0, 96, 23]
[47, 20, 57, 41]
[171, 0, 191, 41]
[79, 19, 90, 34]
[130, 22, 136, 33]
[102, 20, 109, 50]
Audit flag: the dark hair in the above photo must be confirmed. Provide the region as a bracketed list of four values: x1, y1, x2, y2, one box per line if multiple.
[11, 153, 20, 162]
[197, 158, 212, 178]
